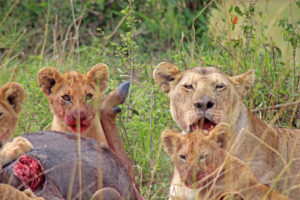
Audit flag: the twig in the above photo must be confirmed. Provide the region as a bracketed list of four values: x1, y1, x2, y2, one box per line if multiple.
[289, 0, 297, 92]
[69, 0, 86, 64]
[252, 100, 300, 112]
[0, 0, 19, 28]
[53, 15, 58, 62]
[0, 29, 26, 69]
[149, 86, 154, 165]
[214, 39, 243, 67]
[106, 15, 126, 40]
[222, 0, 238, 74]
[191, 0, 215, 62]
[119, 116, 136, 166]
[39, 23, 49, 68]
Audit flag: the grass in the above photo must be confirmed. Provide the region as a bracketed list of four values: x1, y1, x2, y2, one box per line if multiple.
[0, 0, 299, 199]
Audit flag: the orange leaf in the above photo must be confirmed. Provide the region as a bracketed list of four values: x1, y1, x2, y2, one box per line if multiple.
[232, 16, 238, 25]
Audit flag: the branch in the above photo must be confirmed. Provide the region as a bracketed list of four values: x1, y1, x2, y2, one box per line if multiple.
[252, 100, 300, 112]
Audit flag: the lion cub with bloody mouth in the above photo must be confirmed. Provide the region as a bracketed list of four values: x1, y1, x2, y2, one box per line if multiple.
[38, 63, 109, 146]
[38, 64, 143, 199]
[162, 123, 289, 200]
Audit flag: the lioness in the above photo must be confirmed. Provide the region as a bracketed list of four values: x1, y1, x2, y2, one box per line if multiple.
[162, 123, 290, 200]
[154, 62, 300, 199]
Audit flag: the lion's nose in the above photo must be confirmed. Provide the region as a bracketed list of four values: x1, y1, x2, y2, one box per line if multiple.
[193, 96, 214, 111]
[73, 111, 87, 121]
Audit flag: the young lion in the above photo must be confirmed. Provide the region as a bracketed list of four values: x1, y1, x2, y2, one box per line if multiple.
[38, 64, 109, 144]
[162, 123, 290, 200]
[0, 82, 32, 168]
[37, 64, 141, 199]
[154, 62, 300, 199]
[0, 82, 44, 200]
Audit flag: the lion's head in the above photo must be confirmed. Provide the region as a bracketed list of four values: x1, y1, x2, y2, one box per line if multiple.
[154, 62, 254, 133]
[38, 63, 109, 133]
[162, 123, 230, 188]
[0, 82, 25, 144]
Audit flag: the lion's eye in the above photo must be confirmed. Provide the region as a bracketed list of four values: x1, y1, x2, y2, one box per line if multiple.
[62, 95, 71, 102]
[179, 155, 187, 161]
[215, 83, 226, 90]
[183, 84, 194, 90]
[0, 112, 3, 119]
[86, 93, 93, 101]
[199, 154, 208, 162]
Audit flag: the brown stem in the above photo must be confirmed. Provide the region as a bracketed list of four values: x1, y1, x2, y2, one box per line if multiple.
[252, 100, 300, 112]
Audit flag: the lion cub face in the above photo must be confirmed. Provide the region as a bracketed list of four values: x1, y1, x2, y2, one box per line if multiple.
[0, 83, 25, 144]
[162, 123, 230, 188]
[38, 64, 108, 133]
[154, 62, 254, 133]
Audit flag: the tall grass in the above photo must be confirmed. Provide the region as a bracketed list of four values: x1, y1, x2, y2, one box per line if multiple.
[0, 0, 299, 199]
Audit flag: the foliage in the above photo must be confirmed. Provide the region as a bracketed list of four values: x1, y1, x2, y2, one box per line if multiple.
[0, 0, 299, 199]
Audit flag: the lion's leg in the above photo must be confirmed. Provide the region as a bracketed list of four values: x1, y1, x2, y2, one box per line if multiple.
[0, 184, 44, 200]
[90, 187, 122, 200]
[0, 136, 33, 167]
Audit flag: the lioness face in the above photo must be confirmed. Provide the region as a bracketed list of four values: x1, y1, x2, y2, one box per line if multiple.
[38, 64, 108, 133]
[0, 83, 25, 144]
[162, 123, 230, 188]
[154, 62, 254, 133]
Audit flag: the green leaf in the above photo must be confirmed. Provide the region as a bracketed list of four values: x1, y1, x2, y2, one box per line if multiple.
[235, 6, 242, 15]
[296, 0, 300, 8]
[229, 5, 233, 14]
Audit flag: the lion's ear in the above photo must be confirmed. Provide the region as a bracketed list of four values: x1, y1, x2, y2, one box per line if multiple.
[161, 129, 182, 155]
[38, 67, 62, 96]
[87, 63, 109, 93]
[209, 123, 230, 148]
[0, 82, 25, 113]
[230, 70, 255, 97]
[153, 62, 180, 93]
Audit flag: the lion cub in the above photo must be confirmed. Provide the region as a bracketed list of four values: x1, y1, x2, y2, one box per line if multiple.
[162, 123, 289, 200]
[0, 82, 44, 200]
[38, 63, 109, 146]
[0, 82, 32, 169]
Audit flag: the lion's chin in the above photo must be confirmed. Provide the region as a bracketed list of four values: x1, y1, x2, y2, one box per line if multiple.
[70, 124, 89, 133]
[190, 118, 216, 132]
[184, 172, 215, 189]
[183, 168, 223, 189]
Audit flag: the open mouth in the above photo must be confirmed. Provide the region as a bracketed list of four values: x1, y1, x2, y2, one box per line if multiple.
[190, 118, 216, 132]
[184, 168, 223, 189]
[70, 124, 89, 133]
[184, 171, 215, 189]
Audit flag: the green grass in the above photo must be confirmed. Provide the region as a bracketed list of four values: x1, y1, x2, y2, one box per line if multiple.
[0, 0, 299, 199]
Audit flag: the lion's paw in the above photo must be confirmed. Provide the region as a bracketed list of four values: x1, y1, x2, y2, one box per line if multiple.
[0, 137, 33, 166]
[11, 137, 33, 153]
[24, 189, 44, 199]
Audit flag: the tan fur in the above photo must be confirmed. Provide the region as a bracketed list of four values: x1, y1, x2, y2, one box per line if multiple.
[0, 82, 130, 199]
[0, 83, 41, 200]
[154, 62, 300, 199]
[0, 184, 45, 200]
[0, 82, 32, 167]
[38, 63, 109, 146]
[91, 187, 122, 200]
[162, 124, 290, 200]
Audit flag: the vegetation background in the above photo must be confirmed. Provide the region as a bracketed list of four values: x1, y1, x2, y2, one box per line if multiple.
[0, 0, 299, 199]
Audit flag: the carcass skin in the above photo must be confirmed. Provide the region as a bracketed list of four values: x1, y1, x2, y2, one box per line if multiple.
[0, 131, 136, 200]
